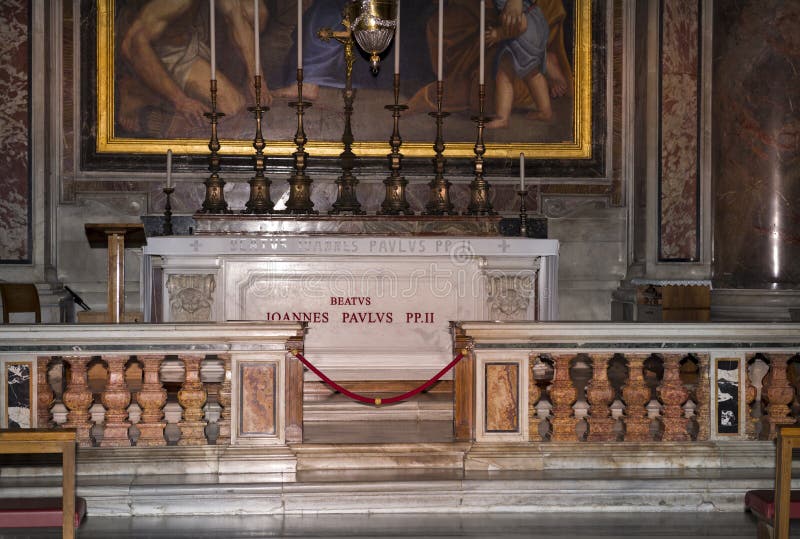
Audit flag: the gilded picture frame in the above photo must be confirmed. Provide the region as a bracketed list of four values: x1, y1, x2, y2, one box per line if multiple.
[95, 0, 593, 161]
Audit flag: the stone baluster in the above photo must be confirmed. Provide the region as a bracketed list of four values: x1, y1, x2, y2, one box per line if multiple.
[62, 356, 94, 447]
[217, 354, 232, 445]
[660, 354, 690, 441]
[136, 355, 167, 447]
[528, 355, 542, 442]
[622, 354, 651, 442]
[36, 356, 54, 428]
[695, 354, 710, 441]
[587, 353, 615, 442]
[100, 355, 132, 447]
[550, 354, 578, 442]
[178, 355, 208, 445]
[764, 353, 795, 439]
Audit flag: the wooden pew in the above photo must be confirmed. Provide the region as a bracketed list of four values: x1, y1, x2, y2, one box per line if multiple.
[745, 426, 800, 539]
[0, 429, 78, 538]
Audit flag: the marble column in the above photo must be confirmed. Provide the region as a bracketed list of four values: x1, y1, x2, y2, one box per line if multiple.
[100, 355, 132, 447]
[712, 1, 800, 293]
[62, 356, 94, 447]
[178, 355, 208, 445]
[136, 355, 167, 447]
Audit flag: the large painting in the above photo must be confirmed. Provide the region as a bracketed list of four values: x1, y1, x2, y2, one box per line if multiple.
[96, 0, 592, 160]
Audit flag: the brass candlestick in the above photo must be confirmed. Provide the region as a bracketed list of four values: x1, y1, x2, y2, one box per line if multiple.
[199, 79, 230, 213]
[379, 73, 412, 215]
[162, 186, 174, 236]
[465, 83, 496, 215]
[518, 188, 528, 237]
[319, 7, 365, 215]
[244, 74, 274, 213]
[285, 68, 317, 214]
[424, 80, 455, 215]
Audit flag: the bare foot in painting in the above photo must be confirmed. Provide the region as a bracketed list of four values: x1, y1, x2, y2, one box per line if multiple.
[546, 51, 568, 98]
[274, 83, 320, 100]
[526, 109, 553, 122]
[486, 117, 510, 129]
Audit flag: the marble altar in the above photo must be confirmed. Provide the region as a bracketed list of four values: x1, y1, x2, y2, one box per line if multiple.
[143, 234, 558, 380]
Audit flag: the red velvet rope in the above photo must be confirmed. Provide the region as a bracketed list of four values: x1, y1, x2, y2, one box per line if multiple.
[291, 350, 466, 406]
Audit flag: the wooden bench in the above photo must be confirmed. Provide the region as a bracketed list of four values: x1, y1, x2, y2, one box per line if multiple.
[0, 429, 79, 538]
[745, 426, 800, 539]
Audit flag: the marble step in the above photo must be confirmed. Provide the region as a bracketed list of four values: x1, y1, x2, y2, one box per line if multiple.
[1, 467, 794, 516]
[303, 392, 453, 422]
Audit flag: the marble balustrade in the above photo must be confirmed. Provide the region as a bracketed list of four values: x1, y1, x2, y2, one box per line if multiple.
[456, 322, 800, 444]
[0, 323, 305, 448]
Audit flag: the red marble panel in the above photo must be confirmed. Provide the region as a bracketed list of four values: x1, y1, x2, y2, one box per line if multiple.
[659, 0, 699, 261]
[239, 362, 276, 436]
[0, 0, 31, 262]
[485, 363, 519, 432]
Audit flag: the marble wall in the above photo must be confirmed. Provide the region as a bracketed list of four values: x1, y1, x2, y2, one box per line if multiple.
[712, 0, 800, 289]
[659, 0, 700, 261]
[0, 0, 31, 262]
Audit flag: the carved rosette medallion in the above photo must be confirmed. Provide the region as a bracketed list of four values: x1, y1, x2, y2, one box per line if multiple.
[622, 354, 651, 442]
[136, 355, 168, 447]
[695, 354, 711, 441]
[528, 355, 542, 442]
[100, 355, 132, 447]
[217, 354, 232, 445]
[36, 357, 54, 428]
[550, 354, 578, 442]
[62, 356, 94, 447]
[765, 353, 795, 439]
[586, 353, 615, 442]
[659, 354, 690, 442]
[178, 355, 208, 445]
[166, 274, 216, 322]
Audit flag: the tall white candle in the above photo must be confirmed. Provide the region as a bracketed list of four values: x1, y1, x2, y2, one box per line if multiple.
[254, 0, 260, 76]
[394, 0, 400, 75]
[166, 149, 173, 188]
[479, 0, 485, 85]
[437, 0, 443, 80]
[209, 0, 216, 80]
[297, 0, 303, 69]
[519, 152, 525, 190]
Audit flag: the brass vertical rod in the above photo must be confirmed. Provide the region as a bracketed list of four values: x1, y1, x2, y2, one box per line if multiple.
[199, 79, 230, 213]
[244, 74, 274, 213]
[286, 67, 317, 214]
[465, 83, 496, 215]
[378, 73, 412, 215]
[424, 80, 455, 215]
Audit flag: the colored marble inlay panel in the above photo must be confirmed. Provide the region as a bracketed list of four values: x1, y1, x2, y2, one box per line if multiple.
[485, 363, 519, 432]
[0, 0, 31, 262]
[659, 0, 699, 261]
[715, 359, 739, 435]
[239, 363, 276, 436]
[5, 362, 32, 428]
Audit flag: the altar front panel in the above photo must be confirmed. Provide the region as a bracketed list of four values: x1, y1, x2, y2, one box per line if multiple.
[144, 236, 558, 380]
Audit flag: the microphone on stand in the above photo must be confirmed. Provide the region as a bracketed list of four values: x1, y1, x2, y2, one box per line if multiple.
[64, 286, 91, 311]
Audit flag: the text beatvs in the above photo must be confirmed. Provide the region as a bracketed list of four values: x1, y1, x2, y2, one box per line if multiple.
[330, 296, 372, 306]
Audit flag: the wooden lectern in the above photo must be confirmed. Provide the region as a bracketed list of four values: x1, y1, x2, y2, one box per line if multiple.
[79, 223, 146, 323]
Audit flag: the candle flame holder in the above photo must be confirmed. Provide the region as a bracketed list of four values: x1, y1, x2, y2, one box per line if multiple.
[464, 83, 496, 216]
[285, 68, 317, 214]
[424, 80, 455, 215]
[378, 73, 412, 215]
[199, 79, 231, 213]
[243, 75, 274, 214]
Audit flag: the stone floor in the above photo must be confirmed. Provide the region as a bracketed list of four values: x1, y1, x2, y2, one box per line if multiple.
[0, 511, 790, 538]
